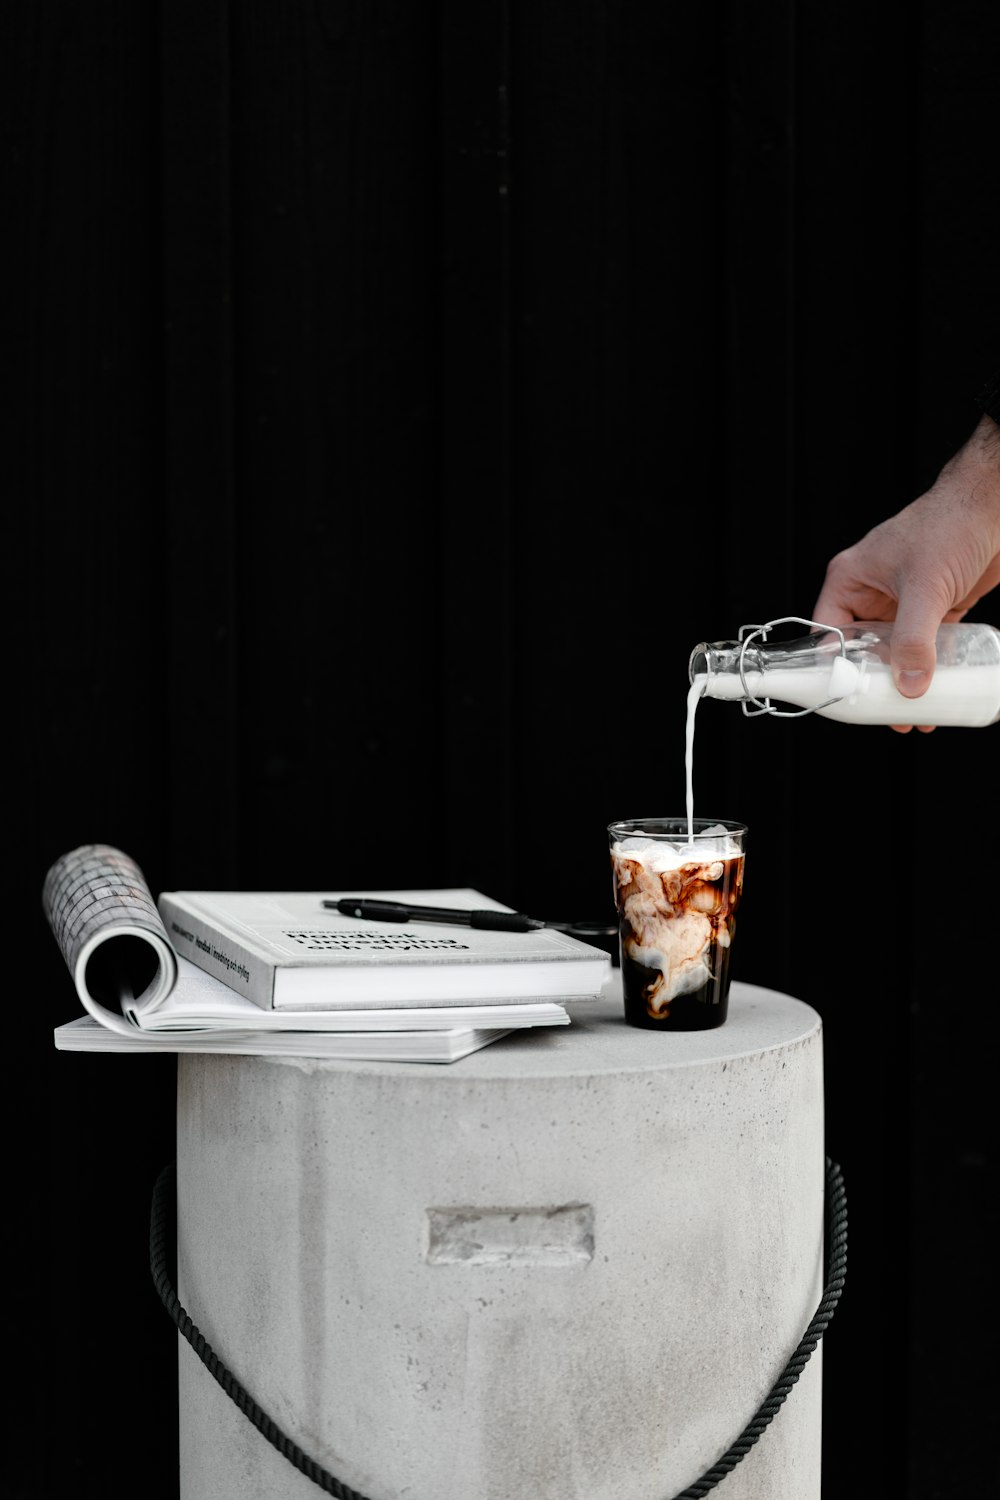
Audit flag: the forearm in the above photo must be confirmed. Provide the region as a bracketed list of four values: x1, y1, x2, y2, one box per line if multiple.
[939, 411, 1000, 530]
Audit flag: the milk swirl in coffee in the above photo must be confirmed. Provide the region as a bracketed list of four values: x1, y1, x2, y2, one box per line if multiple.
[608, 772, 745, 1029]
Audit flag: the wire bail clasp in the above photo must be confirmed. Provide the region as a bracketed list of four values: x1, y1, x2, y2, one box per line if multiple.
[737, 616, 849, 718]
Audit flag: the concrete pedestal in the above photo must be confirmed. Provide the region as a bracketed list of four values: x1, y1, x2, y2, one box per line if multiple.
[175, 972, 825, 1500]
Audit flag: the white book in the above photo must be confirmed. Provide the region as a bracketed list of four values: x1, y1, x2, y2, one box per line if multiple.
[53, 1014, 521, 1065]
[155, 885, 609, 1012]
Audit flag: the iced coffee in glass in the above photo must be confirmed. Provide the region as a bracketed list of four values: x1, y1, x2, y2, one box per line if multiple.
[608, 818, 747, 1030]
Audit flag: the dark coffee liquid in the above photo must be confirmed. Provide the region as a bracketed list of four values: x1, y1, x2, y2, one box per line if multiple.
[621, 951, 732, 1030]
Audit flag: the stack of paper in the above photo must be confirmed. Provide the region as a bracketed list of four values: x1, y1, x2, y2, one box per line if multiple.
[44, 845, 610, 1064]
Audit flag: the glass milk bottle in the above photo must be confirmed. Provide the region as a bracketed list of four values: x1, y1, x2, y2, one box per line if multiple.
[688, 617, 1000, 727]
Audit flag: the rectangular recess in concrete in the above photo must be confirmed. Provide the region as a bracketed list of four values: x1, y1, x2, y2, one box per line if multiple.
[425, 1204, 594, 1266]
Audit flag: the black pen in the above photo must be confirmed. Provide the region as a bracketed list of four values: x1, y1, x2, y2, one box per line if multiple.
[323, 898, 546, 933]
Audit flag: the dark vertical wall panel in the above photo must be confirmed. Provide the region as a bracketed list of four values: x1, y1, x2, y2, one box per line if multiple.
[437, 1, 516, 893]
[773, 10, 922, 1486]
[906, 5, 1000, 1489]
[225, 3, 448, 892]
[5, 9, 179, 1500]
[8, 2, 999, 1496]
[918, 0, 1000, 466]
[509, 2, 733, 924]
[161, 0, 240, 884]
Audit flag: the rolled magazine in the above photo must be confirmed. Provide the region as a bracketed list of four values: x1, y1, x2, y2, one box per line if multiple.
[43, 843, 178, 1036]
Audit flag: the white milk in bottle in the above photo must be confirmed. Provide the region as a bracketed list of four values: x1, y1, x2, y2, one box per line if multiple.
[688, 620, 1000, 728]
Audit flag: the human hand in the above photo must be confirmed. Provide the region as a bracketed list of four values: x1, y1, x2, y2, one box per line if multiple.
[812, 414, 1000, 732]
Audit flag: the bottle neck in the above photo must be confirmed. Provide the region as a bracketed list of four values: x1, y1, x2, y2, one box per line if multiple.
[689, 641, 763, 701]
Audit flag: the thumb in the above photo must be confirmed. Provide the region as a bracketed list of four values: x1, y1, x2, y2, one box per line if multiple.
[889, 593, 944, 697]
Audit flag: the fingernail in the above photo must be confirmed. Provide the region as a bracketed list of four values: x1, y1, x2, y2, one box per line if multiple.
[897, 669, 930, 695]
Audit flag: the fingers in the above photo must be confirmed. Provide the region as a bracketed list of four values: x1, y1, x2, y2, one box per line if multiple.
[886, 589, 947, 696]
[811, 572, 855, 628]
[812, 598, 853, 628]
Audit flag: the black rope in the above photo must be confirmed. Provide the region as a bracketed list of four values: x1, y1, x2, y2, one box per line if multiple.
[669, 1157, 848, 1498]
[149, 1162, 365, 1500]
[150, 1156, 847, 1499]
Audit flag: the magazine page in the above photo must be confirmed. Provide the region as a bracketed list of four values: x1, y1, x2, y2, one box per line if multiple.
[42, 844, 177, 1035]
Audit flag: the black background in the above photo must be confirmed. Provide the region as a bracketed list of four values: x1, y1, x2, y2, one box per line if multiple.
[7, 4, 999, 1497]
